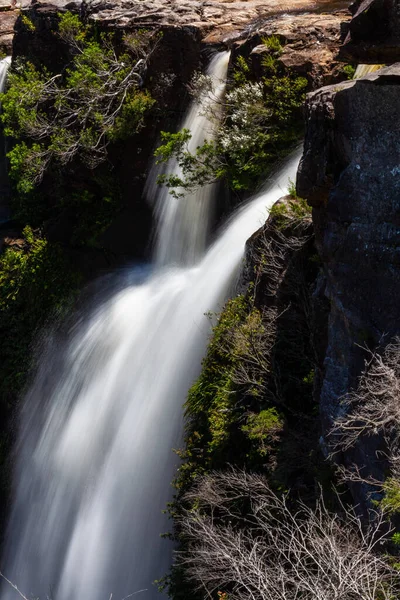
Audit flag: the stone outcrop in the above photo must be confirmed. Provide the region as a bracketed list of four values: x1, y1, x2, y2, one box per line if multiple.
[0, 6, 18, 54]
[297, 64, 400, 503]
[342, 0, 400, 62]
[233, 11, 351, 89]
[19, 0, 348, 44]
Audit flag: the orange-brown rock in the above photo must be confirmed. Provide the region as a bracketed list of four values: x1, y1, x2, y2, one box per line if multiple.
[0, 6, 18, 54]
[232, 11, 351, 89]
[17, 0, 349, 43]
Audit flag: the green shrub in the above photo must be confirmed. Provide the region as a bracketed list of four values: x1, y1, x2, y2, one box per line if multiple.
[0, 227, 80, 398]
[21, 14, 36, 32]
[155, 49, 307, 195]
[343, 64, 356, 80]
[381, 478, 400, 515]
[261, 34, 283, 55]
[1, 12, 156, 201]
[242, 408, 284, 456]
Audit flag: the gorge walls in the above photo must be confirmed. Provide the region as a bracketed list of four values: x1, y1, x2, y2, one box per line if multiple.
[297, 62, 400, 501]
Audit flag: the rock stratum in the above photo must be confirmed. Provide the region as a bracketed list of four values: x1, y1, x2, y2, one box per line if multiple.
[33, 0, 349, 42]
[0, 0, 350, 52]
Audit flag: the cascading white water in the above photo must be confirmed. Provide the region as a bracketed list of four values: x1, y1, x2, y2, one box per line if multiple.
[354, 64, 384, 78]
[146, 51, 230, 266]
[1, 48, 300, 600]
[0, 56, 10, 94]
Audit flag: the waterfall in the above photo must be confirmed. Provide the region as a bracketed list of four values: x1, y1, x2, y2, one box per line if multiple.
[146, 51, 231, 267]
[0, 56, 11, 224]
[354, 64, 384, 78]
[1, 48, 300, 600]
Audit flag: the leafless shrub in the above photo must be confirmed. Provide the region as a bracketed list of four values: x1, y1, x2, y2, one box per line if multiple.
[176, 470, 399, 600]
[329, 338, 400, 477]
[228, 306, 278, 399]
[251, 217, 312, 299]
[228, 215, 313, 405]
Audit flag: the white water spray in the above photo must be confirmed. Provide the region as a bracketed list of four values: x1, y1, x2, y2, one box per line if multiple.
[1, 50, 300, 600]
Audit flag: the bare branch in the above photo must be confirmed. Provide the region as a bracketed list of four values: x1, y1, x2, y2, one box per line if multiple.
[175, 470, 399, 600]
[329, 338, 400, 478]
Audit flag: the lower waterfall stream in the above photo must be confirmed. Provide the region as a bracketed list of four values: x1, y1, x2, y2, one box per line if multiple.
[0, 51, 301, 600]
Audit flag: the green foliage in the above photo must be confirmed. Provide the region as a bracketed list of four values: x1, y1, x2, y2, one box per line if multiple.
[270, 193, 311, 229]
[0, 227, 79, 398]
[109, 90, 154, 141]
[6, 142, 44, 197]
[288, 177, 297, 198]
[233, 55, 250, 86]
[156, 47, 307, 195]
[381, 478, 400, 515]
[392, 532, 400, 547]
[156, 130, 220, 197]
[177, 296, 249, 486]
[1, 12, 155, 207]
[21, 14, 36, 32]
[57, 10, 87, 43]
[173, 294, 288, 495]
[262, 35, 283, 55]
[343, 64, 356, 80]
[242, 408, 284, 456]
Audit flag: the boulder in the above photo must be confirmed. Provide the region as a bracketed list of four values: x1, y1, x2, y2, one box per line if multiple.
[342, 0, 400, 62]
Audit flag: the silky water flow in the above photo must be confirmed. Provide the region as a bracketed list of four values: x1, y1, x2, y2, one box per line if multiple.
[1, 51, 301, 600]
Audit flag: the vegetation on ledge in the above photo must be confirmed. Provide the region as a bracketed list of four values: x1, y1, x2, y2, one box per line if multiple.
[1, 13, 157, 233]
[155, 36, 307, 197]
[0, 12, 158, 399]
[165, 192, 400, 600]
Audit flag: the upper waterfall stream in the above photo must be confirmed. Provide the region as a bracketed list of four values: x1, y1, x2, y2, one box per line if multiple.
[1, 52, 300, 600]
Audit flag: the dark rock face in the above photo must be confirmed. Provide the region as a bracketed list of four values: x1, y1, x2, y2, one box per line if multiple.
[297, 65, 400, 503]
[240, 198, 330, 494]
[342, 0, 400, 62]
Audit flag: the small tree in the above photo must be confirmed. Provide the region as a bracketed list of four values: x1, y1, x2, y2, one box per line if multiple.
[155, 39, 307, 196]
[1, 12, 158, 194]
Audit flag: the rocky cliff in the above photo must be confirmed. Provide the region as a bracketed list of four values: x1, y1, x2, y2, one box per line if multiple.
[297, 62, 400, 504]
